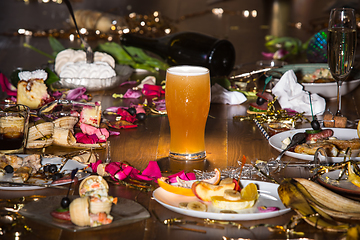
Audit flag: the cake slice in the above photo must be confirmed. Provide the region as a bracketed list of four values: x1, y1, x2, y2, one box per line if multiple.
[79, 103, 102, 127]
[17, 69, 51, 109]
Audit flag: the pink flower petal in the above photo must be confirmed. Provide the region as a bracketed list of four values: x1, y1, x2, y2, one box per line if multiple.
[89, 159, 102, 172]
[141, 161, 162, 180]
[257, 206, 280, 212]
[80, 124, 110, 141]
[142, 84, 163, 97]
[261, 52, 275, 59]
[273, 49, 289, 59]
[123, 89, 142, 98]
[51, 91, 63, 98]
[137, 76, 156, 89]
[168, 171, 196, 183]
[75, 132, 98, 144]
[109, 130, 120, 136]
[106, 106, 123, 112]
[0, 73, 17, 96]
[120, 80, 138, 86]
[135, 105, 146, 114]
[153, 99, 166, 111]
[66, 87, 87, 100]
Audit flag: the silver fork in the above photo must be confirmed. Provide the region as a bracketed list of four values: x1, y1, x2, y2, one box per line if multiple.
[63, 0, 94, 63]
[268, 132, 307, 172]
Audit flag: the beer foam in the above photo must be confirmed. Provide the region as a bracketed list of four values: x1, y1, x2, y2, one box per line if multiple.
[167, 66, 209, 76]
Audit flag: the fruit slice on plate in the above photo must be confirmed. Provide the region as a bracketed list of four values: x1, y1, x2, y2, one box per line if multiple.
[186, 201, 207, 212]
[157, 177, 195, 196]
[211, 183, 259, 211]
[192, 181, 235, 202]
[241, 183, 259, 200]
[202, 168, 221, 185]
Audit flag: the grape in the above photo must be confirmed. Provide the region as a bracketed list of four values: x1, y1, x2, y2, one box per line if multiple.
[127, 107, 136, 116]
[4, 165, 14, 173]
[136, 113, 146, 121]
[256, 97, 266, 106]
[61, 197, 71, 209]
[48, 164, 58, 173]
[311, 119, 321, 130]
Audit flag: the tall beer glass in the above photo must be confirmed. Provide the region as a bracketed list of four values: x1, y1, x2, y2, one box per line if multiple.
[165, 66, 211, 160]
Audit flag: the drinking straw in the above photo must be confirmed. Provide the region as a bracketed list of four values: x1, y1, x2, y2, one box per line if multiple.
[253, 119, 270, 140]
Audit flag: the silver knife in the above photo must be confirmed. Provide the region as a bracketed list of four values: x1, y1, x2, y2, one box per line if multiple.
[0, 181, 69, 190]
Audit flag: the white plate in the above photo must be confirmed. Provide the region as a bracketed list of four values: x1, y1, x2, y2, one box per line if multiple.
[271, 63, 360, 99]
[153, 180, 290, 221]
[269, 128, 360, 162]
[0, 156, 90, 190]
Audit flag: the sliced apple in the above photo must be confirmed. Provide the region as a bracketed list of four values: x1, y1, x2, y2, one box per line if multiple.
[191, 181, 235, 202]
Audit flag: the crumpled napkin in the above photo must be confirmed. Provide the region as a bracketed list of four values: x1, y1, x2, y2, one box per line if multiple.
[211, 83, 247, 104]
[272, 70, 326, 115]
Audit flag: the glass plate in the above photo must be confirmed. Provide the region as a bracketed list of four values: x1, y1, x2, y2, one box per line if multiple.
[0, 155, 90, 190]
[318, 170, 360, 196]
[55, 64, 133, 91]
[19, 195, 150, 232]
[153, 180, 290, 221]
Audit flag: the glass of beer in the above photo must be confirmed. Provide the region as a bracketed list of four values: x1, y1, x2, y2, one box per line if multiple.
[165, 66, 211, 160]
[0, 104, 30, 153]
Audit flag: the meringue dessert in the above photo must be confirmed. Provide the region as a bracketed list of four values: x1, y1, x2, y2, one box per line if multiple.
[55, 49, 116, 79]
[17, 69, 51, 109]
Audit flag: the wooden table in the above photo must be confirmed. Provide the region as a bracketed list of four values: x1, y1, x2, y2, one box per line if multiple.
[0, 70, 359, 239]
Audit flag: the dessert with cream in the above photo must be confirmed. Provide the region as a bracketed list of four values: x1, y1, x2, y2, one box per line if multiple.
[55, 49, 116, 80]
[17, 69, 51, 109]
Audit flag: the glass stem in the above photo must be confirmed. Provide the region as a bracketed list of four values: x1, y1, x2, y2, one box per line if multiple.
[336, 80, 343, 116]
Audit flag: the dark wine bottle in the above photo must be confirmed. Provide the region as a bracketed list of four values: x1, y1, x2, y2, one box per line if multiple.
[120, 32, 236, 76]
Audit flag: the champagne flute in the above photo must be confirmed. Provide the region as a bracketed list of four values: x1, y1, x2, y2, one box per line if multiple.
[327, 8, 357, 116]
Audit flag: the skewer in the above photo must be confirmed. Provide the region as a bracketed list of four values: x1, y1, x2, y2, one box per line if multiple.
[253, 119, 270, 140]
[229, 67, 273, 79]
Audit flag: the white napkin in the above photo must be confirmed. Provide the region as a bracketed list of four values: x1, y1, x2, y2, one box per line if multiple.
[211, 83, 247, 105]
[272, 70, 326, 115]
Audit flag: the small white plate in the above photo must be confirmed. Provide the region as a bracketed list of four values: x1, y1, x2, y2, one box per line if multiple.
[153, 180, 290, 221]
[269, 128, 360, 162]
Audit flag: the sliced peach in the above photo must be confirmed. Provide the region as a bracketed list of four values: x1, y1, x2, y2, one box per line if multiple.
[191, 181, 235, 202]
[202, 168, 221, 185]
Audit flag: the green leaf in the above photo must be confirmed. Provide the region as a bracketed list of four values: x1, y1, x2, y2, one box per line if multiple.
[97, 42, 169, 72]
[44, 67, 59, 85]
[48, 36, 66, 56]
[10, 69, 22, 87]
[210, 77, 231, 89]
[23, 43, 55, 60]
[123, 46, 169, 71]
[97, 42, 137, 65]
